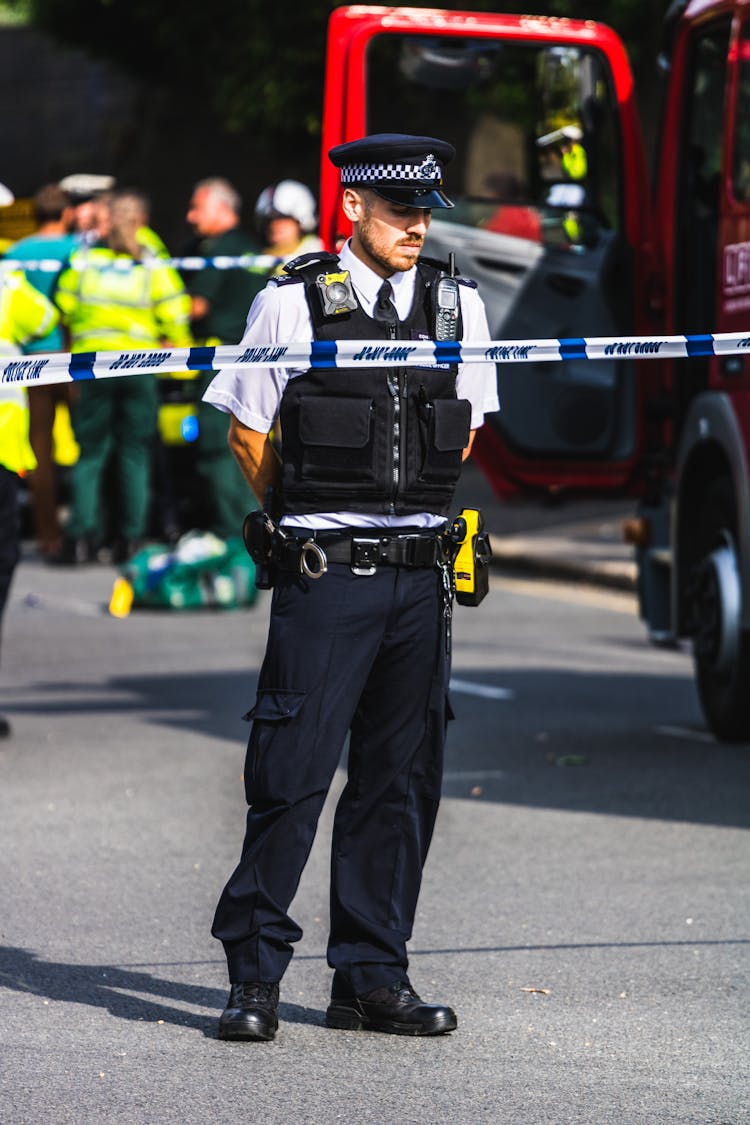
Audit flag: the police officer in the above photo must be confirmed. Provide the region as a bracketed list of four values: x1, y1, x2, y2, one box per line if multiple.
[204, 135, 499, 1041]
[58, 173, 116, 245]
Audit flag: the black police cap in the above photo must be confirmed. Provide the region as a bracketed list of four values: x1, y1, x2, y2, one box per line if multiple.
[328, 133, 455, 209]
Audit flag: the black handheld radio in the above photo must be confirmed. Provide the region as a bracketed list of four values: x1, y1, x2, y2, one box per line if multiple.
[434, 252, 460, 342]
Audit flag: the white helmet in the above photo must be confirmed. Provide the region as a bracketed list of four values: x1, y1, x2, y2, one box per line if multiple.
[255, 180, 317, 233]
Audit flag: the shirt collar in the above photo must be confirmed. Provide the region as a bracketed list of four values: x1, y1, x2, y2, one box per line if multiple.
[338, 239, 417, 320]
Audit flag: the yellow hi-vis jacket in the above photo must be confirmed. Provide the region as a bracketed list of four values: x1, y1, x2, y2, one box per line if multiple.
[55, 247, 192, 352]
[562, 142, 588, 182]
[0, 271, 60, 474]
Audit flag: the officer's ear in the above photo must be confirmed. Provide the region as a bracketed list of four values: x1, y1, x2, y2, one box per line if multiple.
[341, 188, 366, 224]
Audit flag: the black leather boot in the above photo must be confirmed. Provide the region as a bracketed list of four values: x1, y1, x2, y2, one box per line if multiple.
[326, 979, 457, 1036]
[218, 981, 279, 1041]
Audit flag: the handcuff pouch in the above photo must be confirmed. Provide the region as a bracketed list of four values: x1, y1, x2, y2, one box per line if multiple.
[242, 509, 275, 589]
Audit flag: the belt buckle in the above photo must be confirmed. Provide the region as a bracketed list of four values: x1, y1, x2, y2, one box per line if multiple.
[399, 534, 421, 567]
[399, 533, 436, 567]
[351, 537, 380, 576]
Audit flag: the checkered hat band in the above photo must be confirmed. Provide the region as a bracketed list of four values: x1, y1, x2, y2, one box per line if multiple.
[340, 161, 442, 185]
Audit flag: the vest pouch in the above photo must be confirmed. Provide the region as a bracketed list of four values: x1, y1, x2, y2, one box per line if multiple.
[298, 394, 376, 483]
[416, 396, 472, 484]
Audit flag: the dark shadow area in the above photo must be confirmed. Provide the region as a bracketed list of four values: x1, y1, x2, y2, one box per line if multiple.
[442, 667, 750, 828]
[4, 665, 749, 827]
[0, 946, 324, 1037]
[7, 670, 259, 745]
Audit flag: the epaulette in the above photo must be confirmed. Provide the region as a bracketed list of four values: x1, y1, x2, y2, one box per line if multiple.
[271, 274, 304, 286]
[283, 250, 340, 275]
[419, 255, 452, 274]
[457, 276, 478, 289]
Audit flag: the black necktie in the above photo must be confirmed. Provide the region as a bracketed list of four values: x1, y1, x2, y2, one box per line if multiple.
[373, 279, 398, 327]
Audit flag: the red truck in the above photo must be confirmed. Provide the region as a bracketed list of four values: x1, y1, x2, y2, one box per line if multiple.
[319, 2, 750, 742]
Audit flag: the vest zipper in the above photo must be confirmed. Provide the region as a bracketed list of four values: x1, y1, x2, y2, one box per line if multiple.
[385, 321, 400, 514]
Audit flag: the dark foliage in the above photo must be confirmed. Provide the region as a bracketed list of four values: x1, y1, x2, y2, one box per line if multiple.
[16, 0, 669, 138]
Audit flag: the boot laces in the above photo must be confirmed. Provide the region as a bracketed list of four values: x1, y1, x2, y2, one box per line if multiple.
[232, 981, 278, 1006]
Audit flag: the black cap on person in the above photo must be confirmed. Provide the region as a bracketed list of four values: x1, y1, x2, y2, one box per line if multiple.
[328, 133, 455, 209]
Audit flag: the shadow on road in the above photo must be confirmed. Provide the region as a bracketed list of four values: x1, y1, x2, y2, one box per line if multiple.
[8, 669, 258, 744]
[0, 946, 324, 1037]
[441, 668, 750, 828]
[5, 666, 750, 827]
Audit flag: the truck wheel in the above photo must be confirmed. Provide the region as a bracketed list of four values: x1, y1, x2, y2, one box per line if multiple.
[691, 480, 750, 742]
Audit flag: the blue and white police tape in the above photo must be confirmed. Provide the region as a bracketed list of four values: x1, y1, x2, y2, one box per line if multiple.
[2, 332, 750, 389]
[0, 253, 283, 273]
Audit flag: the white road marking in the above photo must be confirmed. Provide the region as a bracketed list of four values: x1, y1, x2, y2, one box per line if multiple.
[449, 678, 515, 701]
[654, 724, 716, 744]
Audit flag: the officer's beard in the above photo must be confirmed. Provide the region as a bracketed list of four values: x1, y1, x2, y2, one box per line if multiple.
[356, 215, 424, 275]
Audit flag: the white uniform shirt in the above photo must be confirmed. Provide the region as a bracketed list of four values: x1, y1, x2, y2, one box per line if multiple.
[203, 239, 499, 530]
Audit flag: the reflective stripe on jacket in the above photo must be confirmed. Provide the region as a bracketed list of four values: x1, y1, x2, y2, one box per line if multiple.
[55, 247, 192, 352]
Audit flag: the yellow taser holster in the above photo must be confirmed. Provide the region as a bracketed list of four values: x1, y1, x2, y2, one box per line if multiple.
[452, 508, 492, 607]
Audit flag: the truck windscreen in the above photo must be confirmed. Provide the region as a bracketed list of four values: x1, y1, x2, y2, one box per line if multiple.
[366, 32, 635, 465]
[366, 34, 622, 252]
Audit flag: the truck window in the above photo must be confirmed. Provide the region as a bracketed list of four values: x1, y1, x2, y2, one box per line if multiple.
[366, 35, 622, 254]
[366, 32, 634, 464]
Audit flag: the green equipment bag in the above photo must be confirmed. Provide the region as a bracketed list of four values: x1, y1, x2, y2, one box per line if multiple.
[121, 531, 257, 610]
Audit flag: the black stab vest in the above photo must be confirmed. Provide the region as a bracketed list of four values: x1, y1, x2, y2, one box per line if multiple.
[277, 256, 473, 518]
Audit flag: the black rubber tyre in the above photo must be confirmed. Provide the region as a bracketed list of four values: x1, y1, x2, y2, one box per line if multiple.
[691, 479, 750, 742]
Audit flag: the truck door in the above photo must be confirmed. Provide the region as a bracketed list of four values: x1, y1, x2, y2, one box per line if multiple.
[654, 4, 750, 742]
[668, 16, 733, 427]
[322, 9, 650, 499]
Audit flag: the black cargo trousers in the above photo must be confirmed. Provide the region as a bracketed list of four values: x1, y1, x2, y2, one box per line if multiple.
[212, 555, 451, 998]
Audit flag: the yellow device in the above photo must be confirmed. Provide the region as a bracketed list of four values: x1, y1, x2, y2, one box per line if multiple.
[451, 508, 491, 606]
[109, 577, 134, 618]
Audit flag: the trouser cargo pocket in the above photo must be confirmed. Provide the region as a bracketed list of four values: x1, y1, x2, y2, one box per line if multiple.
[243, 688, 307, 803]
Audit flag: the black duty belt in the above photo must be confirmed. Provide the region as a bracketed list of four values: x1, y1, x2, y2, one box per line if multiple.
[273, 529, 447, 577]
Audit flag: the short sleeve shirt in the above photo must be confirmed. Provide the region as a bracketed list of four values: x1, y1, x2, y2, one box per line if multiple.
[204, 239, 499, 529]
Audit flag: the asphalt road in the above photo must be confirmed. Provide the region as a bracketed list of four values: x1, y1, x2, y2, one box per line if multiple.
[0, 556, 748, 1125]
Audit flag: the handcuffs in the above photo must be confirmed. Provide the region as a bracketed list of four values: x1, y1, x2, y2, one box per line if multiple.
[298, 537, 328, 579]
[242, 508, 328, 584]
